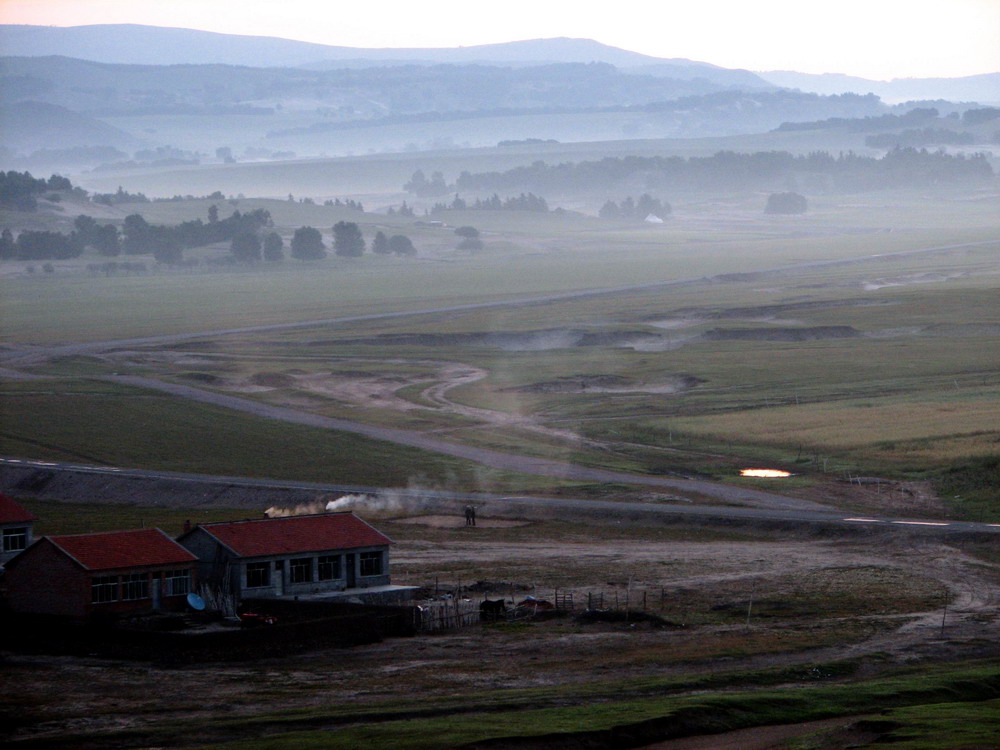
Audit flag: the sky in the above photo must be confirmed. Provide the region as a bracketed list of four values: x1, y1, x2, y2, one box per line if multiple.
[1, 0, 998, 80]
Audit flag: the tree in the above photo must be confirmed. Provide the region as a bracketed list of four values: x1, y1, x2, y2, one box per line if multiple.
[454, 226, 479, 238]
[404, 169, 448, 197]
[262, 232, 284, 262]
[332, 221, 365, 257]
[93, 224, 120, 257]
[208, 204, 219, 223]
[388, 234, 416, 256]
[290, 226, 326, 260]
[231, 232, 262, 263]
[598, 200, 619, 219]
[0, 227, 16, 259]
[371, 230, 390, 255]
[74, 214, 98, 238]
[121, 213, 151, 254]
[765, 192, 808, 214]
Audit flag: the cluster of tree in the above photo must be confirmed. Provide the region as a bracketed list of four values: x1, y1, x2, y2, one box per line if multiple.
[962, 108, 1000, 125]
[430, 193, 550, 213]
[0, 228, 81, 261]
[288, 222, 417, 261]
[322, 198, 365, 211]
[0, 171, 73, 211]
[122, 207, 273, 264]
[371, 231, 416, 256]
[453, 148, 993, 195]
[385, 202, 416, 217]
[1, 205, 274, 264]
[765, 192, 808, 214]
[404, 170, 450, 198]
[73, 215, 121, 256]
[157, 191, 226, 203]
[865, 129, 977, 148]
[230, 231, 284, 263]
[598, 194, 671, 220]
[91, 186, 151, 205]
[775, 107, 942, 133]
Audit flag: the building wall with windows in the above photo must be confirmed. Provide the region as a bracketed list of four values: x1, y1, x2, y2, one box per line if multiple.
[178, 513, 392, 601]
[2, 530, 197, 620]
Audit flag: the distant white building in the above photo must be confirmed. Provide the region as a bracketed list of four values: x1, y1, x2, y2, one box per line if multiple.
[644, 213, 664, 224]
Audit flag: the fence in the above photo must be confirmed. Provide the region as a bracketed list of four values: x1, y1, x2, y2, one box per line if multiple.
[415, 598, 481, 631]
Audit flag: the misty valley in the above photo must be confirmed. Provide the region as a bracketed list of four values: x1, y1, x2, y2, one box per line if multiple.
[1, 22, 999, 750]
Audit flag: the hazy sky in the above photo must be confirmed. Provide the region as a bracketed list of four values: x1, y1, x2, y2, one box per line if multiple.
[2, 0, 998, 80]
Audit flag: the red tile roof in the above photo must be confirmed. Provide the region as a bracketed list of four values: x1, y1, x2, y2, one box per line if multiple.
[196, 512, 392, 558]
[48, 528, 197, 571]
[0, 493, 36, 524]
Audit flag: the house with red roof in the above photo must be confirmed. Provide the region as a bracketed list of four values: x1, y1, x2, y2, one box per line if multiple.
[0, 493, 37, 566]
[178, 512, 406, 603]
[3, 528, 198, 619]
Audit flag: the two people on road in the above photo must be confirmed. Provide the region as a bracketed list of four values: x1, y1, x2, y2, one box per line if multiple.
[464, 504, 476, 526]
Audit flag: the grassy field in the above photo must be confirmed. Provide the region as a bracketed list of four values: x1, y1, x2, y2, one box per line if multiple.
[3, 188, 998, 513]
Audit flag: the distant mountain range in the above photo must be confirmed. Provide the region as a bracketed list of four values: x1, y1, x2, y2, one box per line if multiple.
[759, 71, 1000, 105]
[2, 24, 996, 103]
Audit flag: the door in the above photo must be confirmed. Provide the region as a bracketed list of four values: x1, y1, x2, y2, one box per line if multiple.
[345, 554, 356, 588]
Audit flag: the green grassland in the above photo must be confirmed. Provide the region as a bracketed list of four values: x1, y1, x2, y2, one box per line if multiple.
[0, 378, 537, 491]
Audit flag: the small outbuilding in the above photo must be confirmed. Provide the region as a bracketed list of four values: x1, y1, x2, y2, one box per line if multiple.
[178, 512, 407, 603]
[0, 494, 36, 567]
[3, 528, 198, 619]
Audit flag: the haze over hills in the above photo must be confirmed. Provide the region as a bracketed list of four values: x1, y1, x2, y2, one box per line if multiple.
[3, 23, 997, 103]
[759, 70, 1000, 106]
[1, 23, 997, 174]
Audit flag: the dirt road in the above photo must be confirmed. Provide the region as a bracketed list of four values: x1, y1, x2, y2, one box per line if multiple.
[101, 373, 833, 513]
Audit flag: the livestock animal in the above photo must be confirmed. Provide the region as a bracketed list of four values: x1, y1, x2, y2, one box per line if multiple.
[480, 598, 507, 621]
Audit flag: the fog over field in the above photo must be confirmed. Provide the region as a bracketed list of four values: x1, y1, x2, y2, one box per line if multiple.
[1, 11, 999, 750]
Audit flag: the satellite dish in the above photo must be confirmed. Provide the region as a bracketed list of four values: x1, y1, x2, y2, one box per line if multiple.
[186, 593, 206, 611]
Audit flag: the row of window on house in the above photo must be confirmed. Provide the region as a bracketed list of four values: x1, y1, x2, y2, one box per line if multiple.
[90, 569, 192, 604]
[86, 552, 384, 604]
[246, 551, 383, 588]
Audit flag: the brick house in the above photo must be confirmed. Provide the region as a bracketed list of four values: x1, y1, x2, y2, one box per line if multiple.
[3, 528, 198, 619]
[178, 512, 404, 602]
[0, 494, 36, 567]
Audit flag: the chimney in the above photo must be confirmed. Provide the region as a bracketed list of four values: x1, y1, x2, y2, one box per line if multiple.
[183, 519, 192, 533]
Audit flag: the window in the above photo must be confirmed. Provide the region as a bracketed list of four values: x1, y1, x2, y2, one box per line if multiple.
[289, 557, 313, 584]
[164, 569, 191, 596]
[359, 551, 383, 577]
[91, 575, 119, 604]
[317, 555, 340, 581]
[121, 572, 149, 601]
[245, 562, 270, 588]
[2, 527, 28, 552]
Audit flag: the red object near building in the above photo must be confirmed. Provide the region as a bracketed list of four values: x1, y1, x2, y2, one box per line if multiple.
[3, 528, 198, 619]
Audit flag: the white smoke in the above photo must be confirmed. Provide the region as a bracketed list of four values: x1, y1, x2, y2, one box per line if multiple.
[263, 502, 327, 517]
[324, 493, 372, 512]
